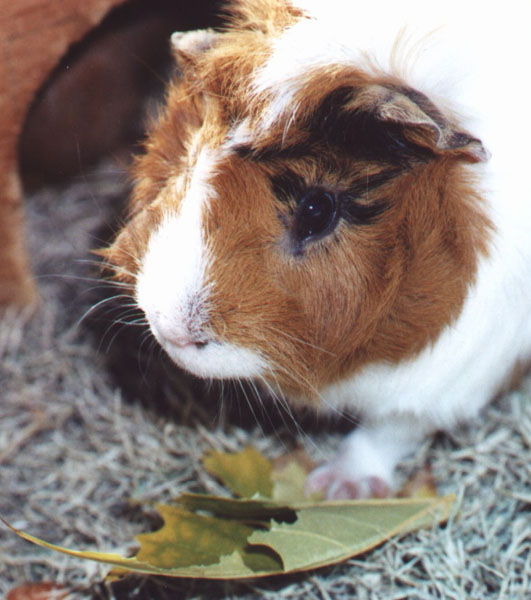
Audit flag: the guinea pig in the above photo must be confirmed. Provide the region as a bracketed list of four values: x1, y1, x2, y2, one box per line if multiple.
[102, 0, 531, 499]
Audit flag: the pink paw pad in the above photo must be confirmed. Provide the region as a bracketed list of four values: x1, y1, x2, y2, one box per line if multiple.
[306, 465, 391, 500]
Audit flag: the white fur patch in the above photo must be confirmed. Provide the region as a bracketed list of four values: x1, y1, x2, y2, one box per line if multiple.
[136, 145, 215, 345]
[223, 119, 253, 151]
[253, 18, 363, 132]
[136, 144, 266, 380]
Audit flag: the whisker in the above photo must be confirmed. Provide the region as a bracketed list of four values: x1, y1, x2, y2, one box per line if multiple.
[33, 272, 132, 295]
[75, 293, 138, 328]
[138, 328, 159, 360]
[250, 377, 292, 452]
[261, 350, 359, 427]
[259, 370, 320, 453]
[267, 326, 336, 357]
[98, 244, 143, 270]
[142, 336, 165, 384]
[236, 378, 267, 440]
[264, 353, 319, 397]
[73, 259, 137, 281]
[217, 378, 226, 427]
[111, 312, 148, 327]
[99, 317, 143, 353]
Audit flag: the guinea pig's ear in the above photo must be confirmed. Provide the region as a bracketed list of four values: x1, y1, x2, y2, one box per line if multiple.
[171, 29, 219, 70]
[318, 84, 487, 163]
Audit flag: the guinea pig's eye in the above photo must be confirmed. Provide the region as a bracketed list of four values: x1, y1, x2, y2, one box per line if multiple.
[294, 188, 339, 243]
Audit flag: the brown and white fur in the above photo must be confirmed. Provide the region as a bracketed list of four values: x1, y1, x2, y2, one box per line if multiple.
[103, 0, 531, 498]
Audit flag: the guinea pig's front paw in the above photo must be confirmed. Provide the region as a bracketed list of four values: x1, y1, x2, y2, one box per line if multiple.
[305, 422, 423, 500]
[305, 461, 391, 500]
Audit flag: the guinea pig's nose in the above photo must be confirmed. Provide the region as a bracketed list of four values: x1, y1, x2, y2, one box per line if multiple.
[149, 313, 209, 350]
[166, 331, 208, 348]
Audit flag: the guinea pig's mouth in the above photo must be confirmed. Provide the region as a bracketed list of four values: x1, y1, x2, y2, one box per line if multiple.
[152, 331, 267, 381]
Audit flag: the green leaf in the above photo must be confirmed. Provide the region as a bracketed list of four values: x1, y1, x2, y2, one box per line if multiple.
[248, 497, 453, 572]
[202, 446, 273, 498]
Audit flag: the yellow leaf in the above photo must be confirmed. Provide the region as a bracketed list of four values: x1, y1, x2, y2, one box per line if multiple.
[133, 504, 282, 572]
[203, 446, 273, 498]
[271, 449, 315, 503]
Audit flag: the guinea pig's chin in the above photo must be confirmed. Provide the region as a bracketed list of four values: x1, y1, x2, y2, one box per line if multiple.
[157, 338, 267, 380]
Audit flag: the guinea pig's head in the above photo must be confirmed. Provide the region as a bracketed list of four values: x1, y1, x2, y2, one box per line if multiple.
[103, 0, 491, 402]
